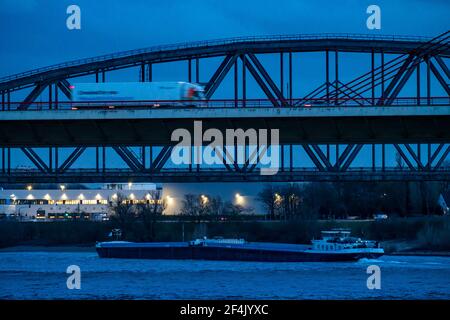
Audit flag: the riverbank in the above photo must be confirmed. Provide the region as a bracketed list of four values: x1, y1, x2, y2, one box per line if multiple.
[0, 216, 449, 254]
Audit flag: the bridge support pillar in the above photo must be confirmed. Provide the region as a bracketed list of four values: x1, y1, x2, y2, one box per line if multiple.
[49, 84, 52, 110]
[381, 51, 385, 95]
[417, 61, 421, 105]
[140, 62, 145, 82]
[289, 52, 293, 104]
[1, 148, 4, 174]
[372, 144, 376, 171]
[335, 144, 340, 171]
[335, 50, 339, 105]
[96, 147, 99, 173]
[371, 50, 375, 105]
[242, 55, 246, 108]
[188, 58, 192, 82]
[7, 148, 10, 175]
[280, 53, 284, 97]
[325, 50, 329, 104]
[103, 147, 106, 173]
[426, 56, 431, 104]
[148, 63, 152, 82]
[150, 146, 153, 170]
[54, 83, 58, 109]
[234, 61, 238, 107]
[196, 58, 200, 83]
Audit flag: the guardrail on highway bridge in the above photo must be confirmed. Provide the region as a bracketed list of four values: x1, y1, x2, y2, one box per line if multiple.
[2, 97, 449, 111]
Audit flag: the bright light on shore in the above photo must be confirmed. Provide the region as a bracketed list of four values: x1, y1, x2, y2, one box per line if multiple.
[166, 196, 174, 206]
[235, 193, 244, 205]
[274, 193, 282, 204]
[201, 194, 209, 205]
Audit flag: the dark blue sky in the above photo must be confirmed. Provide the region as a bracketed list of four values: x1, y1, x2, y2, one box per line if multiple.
[1, 0, 448, 76]
[0, 1, 449, 207]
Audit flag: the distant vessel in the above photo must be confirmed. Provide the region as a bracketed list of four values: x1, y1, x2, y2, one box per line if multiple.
[96, 230, 384, 262]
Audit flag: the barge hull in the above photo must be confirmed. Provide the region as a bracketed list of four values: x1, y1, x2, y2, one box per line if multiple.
[96, 245, 383, 262]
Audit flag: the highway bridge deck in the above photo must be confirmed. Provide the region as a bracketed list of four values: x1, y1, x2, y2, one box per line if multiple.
[0, 106, 449, 147]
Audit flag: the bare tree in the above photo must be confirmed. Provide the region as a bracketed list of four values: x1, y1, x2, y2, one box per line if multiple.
[136, 189, 166, 241]
[180, 194, 200, 216]
[109, 193, 137, 239]
[257, 184, 281, 220]
[203, 195, 224, 217]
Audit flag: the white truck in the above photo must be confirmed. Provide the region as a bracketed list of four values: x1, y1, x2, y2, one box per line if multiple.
[70, 82, 205, 108]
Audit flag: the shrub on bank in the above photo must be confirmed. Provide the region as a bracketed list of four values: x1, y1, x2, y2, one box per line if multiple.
[1, 216, 449, 251]
[0, 221, 111, 248]
[416, 217, 450, 250]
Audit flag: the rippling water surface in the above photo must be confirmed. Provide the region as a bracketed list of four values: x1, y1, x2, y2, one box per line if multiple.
[0, 251, 449, 299]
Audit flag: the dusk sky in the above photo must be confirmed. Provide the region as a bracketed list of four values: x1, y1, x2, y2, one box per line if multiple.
[1, 0, 448, 76]
[1, 0, 449, 210]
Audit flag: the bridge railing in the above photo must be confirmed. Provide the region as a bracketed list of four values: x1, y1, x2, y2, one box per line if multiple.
[1, 97, 449, 111]
[0, 33, 432, 84]
[3, 167, 450, 175]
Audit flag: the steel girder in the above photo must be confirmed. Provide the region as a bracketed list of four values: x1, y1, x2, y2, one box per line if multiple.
[1, 143, 449, 183]
[1, 33, 449, 111]
[3, 35, 449, 92]
[310, 31, 450, 106]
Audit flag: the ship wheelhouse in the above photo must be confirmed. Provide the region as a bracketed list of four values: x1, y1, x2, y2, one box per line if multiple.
[311, 229, 380, 251]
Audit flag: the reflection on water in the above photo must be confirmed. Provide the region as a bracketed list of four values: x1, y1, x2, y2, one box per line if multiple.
[0, 252, 449, 299]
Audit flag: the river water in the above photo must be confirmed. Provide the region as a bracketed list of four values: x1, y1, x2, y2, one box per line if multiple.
[0, 251, 449, 299]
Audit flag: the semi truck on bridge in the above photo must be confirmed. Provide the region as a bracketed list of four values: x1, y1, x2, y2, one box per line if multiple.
[71, 81, 206, 107]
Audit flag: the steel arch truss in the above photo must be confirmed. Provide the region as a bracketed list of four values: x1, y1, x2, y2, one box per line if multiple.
[1, 33, 449, 111]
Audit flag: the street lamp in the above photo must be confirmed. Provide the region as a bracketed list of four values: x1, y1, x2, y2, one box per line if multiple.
[60, 185, 66, 191]
[235, 193, 245, 206]
[201, 195, 209, 205]
[274, 193, 282, 205]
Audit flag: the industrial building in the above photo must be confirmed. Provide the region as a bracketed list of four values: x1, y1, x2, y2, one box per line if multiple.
[0, 183, 162, 221]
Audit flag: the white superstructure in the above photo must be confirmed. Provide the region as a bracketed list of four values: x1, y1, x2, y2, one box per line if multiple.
[309, 229, 384, 255]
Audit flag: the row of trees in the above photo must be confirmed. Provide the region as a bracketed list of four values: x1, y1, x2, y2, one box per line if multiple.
[258, 181, 448, 220]
[109, 191, 252, 239]
[109, 190, 165, 241]
[109, 180, 448, 228]
[179, 194, 252, 217]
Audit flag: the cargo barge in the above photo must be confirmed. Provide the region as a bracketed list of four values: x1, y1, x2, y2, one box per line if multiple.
[96, 230, 384, 262]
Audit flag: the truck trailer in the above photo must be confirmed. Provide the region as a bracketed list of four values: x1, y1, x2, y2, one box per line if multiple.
[70, 81, 205, 108]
